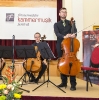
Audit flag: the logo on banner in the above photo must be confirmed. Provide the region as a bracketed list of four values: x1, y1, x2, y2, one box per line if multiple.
[6, 13, 14, 22]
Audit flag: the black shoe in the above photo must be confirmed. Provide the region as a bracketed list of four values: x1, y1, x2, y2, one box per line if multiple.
[29, 77, 35, 82]
[35, 78, 39, 83]
[0, 77, 2, 80]
[70, 86, 76, 91]
[57, 83, 67, 88]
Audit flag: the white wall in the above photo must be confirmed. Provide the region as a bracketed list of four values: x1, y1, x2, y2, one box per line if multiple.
[83, 0, 99, 30]
[62, 0, 99, 62]
[62, 0, 72, 19]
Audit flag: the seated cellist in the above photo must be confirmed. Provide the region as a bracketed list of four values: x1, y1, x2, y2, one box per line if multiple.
[28, 32, 47, 83]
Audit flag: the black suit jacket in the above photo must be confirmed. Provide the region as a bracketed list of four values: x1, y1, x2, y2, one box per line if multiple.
[54, 20, 77, 43]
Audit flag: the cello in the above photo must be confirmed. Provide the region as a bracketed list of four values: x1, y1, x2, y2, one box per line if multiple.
[26, 35, 46, 73]
[57, 17, 81, 76]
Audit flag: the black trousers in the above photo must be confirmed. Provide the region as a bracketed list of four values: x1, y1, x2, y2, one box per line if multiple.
[56, 42, 63, 58]
[29, 63, 47, 80]
[36, 63, 47, 79]
[61, 73, 76, 87]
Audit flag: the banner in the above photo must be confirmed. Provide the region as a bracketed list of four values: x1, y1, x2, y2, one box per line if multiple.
[83, 30, 99, 66]
[0, 0, 57, 40]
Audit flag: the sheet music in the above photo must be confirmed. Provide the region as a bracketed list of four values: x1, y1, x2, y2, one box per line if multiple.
[37, 42, 56, 59]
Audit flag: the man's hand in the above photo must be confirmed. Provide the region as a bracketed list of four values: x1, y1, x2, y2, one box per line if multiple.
[43, 59, 47, 65]
[64, 33, 76, 39]
[1, 58, 5, 62]
[71, 33, 76, 38]
[64, 34, 71, 38]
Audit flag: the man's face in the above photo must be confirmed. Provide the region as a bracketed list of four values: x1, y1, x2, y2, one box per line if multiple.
[59, 9, 67, 19]
[34, 34, 41, 43]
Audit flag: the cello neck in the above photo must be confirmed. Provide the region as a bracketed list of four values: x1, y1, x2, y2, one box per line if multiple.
[70, 38, 74, 52]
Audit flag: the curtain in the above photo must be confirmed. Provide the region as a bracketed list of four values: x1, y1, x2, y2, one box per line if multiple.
[57, 0, 62, 21]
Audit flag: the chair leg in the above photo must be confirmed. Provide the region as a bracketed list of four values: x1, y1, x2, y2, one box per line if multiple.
[43, 73, 45, 82]
[86, 71, 89, 91]
[88, 74, 93, 87]
[86, 71, 93, 91]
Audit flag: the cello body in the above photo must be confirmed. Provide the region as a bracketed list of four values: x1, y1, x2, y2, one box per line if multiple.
[26, 58, 41, 73]
[26, 35, 46, 73]
[57, 38, 81, 76]
[26, 46, 42, 73]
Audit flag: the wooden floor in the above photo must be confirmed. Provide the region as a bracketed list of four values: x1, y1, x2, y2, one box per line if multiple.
[1, 59, 99, 98]
[1, 76, 98, 98]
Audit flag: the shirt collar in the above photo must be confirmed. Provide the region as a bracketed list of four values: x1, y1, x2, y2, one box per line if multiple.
[61, 19, 66, 23]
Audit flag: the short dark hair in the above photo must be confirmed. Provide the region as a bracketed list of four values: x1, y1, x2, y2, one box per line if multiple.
[59, 7, 67, 12]
[34, 32, 41, 37]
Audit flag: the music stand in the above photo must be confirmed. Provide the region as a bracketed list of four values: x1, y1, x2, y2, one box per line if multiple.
[32, 42, 66, 93]
[15, 45, 36, 84]
[0, 45, 13, 81]
[0, 45, 30, 93]
[0, 45, 13, 58]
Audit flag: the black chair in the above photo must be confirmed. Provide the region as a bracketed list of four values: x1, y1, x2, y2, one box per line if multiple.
[81, 66, 99, 91]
